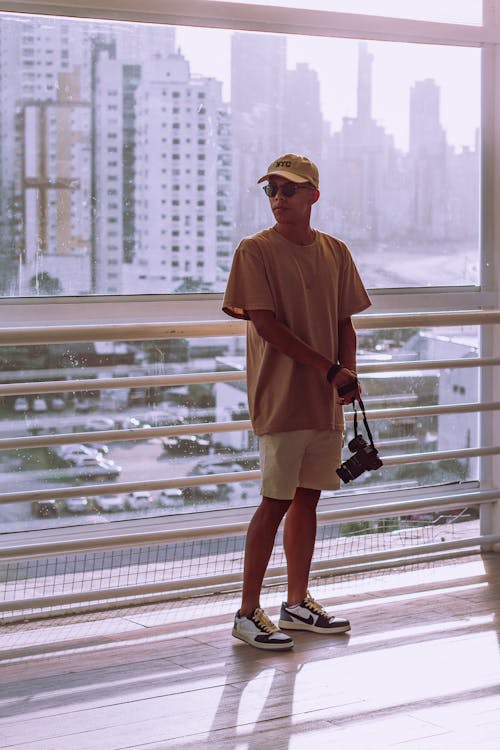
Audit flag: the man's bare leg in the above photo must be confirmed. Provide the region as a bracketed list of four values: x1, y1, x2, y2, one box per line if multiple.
[239, 496, 291, 616]
[283, 487, 321, 605]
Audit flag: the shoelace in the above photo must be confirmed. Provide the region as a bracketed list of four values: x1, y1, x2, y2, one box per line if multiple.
[252, 607, 279, 634]
[303, 591, 328, 617]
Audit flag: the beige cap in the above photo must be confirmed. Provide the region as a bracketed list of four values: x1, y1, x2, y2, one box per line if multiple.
[257, 153, 319, 189]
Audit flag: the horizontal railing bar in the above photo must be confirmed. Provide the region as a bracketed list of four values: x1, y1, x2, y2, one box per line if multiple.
[0, 420, 253, 451]
[358, 357, 500, 373]
[308, 534, 500, 574]
[0, 356, 497, 398]
[0, 370, 246, 397]
[1, 310, 500, 346]
[1, 489, 497, 561]
[1, 401, 499, 454]
[316, 489, 499, 524]
[365, 400, 500, 421]
[3, 445, 500, 506]
[386, 445, 500, 464]
[0, 469, 261, 505]
[2, 533, 499, 614]
[0, 319, 246, 345]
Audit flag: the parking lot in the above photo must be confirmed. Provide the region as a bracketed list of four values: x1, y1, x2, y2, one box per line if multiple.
[0, 401, 259, 532]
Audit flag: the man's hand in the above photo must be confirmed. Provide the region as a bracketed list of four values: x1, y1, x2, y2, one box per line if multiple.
[332, 367, 361, 405]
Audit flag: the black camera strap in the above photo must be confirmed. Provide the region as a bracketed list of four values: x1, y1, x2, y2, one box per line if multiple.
[352, 397, 377, 450]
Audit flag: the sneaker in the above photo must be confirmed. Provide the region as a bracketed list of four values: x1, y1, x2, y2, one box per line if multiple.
[279, 591, 351, 634]
[232, 607, 294, 650]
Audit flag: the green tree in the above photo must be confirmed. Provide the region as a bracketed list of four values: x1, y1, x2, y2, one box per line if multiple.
[29, 272, 62, 296]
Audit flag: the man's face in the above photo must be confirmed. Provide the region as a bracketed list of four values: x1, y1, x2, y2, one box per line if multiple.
[266, 176, 318, 226]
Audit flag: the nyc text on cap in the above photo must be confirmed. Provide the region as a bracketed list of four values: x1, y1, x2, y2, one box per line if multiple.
[257, 153, 319, 189]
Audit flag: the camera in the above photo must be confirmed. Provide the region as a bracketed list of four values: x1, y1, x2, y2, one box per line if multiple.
[336, 434, 383, 484]
[336, 397, 383, 484]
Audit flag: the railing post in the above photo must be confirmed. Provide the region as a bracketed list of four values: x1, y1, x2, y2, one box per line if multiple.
[480, 0, 500, 551]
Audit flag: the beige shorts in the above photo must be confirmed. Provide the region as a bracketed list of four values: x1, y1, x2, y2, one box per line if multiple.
[259, 429, 344, 500]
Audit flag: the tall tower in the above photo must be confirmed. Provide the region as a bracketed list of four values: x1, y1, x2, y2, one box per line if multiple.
[409, 79, 447, 239]
[285, 63, 322, 160]
[230, 32, 287, 239]
[357, 41, 373, 124]
[409, 79, 445, 155]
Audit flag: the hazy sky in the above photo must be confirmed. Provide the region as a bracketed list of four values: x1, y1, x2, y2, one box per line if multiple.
[176, 26, 481, 152]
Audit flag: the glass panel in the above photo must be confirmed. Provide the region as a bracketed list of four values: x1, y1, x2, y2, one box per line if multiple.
[0, 325, 480, 531]
[199, 0, 483, 25]
[0, 14, 480, 297]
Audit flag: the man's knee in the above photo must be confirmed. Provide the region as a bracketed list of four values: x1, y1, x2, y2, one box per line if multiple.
[260, 496, 292, 521]
[292, 487, 321, 509]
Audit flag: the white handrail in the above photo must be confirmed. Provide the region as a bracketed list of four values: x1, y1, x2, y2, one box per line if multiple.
[1, 310, 500, 345]
[1, 401, 499, 453]
[2, 446, 500, 506]
[2, 533, 499, 614]
[2, 488, 496, 562]
[1, 356, 499, 399]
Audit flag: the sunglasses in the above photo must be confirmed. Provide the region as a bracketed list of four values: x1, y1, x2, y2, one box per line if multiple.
[263, 182, 314, 198]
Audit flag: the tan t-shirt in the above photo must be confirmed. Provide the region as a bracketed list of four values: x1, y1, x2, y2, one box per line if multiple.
[223, 227, 371, 436]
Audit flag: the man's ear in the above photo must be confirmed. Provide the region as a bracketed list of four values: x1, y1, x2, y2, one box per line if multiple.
[311, 189, 320, 204]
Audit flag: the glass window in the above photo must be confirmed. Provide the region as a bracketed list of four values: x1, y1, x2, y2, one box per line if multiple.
[0, 13, 481, 298]
[1, 324, 480, 530]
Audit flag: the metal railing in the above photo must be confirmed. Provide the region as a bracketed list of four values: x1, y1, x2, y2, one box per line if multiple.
[1, 310, 499, 620]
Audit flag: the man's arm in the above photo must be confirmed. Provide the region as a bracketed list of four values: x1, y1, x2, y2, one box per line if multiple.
[338, 316, 357, 372]
[247, 309, 357, 400]
[337, 316, 361, 403]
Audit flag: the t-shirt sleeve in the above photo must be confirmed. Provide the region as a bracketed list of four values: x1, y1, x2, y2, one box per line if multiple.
[337, 240, 371, 319]
[222, 240, 275, 320]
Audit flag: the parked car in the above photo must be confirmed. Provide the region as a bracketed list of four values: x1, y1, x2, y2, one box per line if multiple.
[158, 488, 183, 507]
[126, 490, 153, 510]
[64, 496, 91, 514]
[191, 459, 242, 476]
[94, 493, 126, 512]
[32, 396, 48, 413]
[144, 410, 171, 426]
[84, 441, 109, 455]
[162, 435, 211, 455]
[85, 417, 115, 431]
[49, 396, 65, 412]
[13, 396, 29, 413]
[56, 444, 100, 463]
[182, 484, 222, 501]
[75, 398, 92, 413]
[116, 416, 141, 430]
[31, 500, 59, 518]
[73, 455, 121, 479]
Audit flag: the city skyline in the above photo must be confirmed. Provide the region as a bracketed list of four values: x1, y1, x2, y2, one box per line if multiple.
[177, 26, 480, 152]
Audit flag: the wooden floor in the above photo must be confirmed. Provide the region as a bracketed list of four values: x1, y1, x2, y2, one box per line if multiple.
[1, 553, 500, 750]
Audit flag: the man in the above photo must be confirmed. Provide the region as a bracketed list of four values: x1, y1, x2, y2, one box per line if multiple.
[223, 153, 371, 650]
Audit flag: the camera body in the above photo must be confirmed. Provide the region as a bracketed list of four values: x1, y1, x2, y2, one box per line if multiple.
[336, 434, 383, 484]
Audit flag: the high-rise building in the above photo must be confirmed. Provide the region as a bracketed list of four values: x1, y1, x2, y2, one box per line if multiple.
[409, 78, 448, 240]
[125, 52, 222, 294]
[284, 63, 323, 161]
[215, 104, 233, 285]
[230, 32, 286, 240]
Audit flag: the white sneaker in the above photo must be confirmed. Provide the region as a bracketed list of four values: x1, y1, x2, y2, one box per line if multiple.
[232, 607, 294, 650]
[279, 591, 351, 634]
